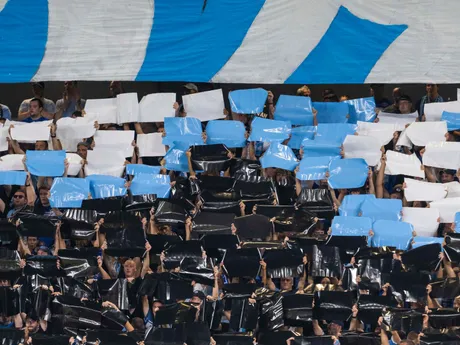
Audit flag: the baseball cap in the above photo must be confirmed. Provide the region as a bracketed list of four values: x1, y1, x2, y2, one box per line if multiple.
[184, 83, 198, 92]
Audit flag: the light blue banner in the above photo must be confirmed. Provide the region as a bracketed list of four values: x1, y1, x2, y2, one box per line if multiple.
[360, 198, 402, 223]
[86, 175, 127, 199]
[26, 150, 66, 177]
[312, 102, 349, 124]
[296, 156, 331, 181]
[455, 212, 460, 232]
[49, 177, 90, 208]
[328, 158, 368, 189]
[164, 142, 190, 172]
[371, 220, 413, 250]
[163, 117, 203, 146]
[339, 194, 376, 216]
[344, 97, 376, 123]
[301, 140, 342, 158]
[315, 123, 357, 145]
[411, 237, 444, 250]
[130, 173, 171, 197]
[0, 171, 27, 185]
[206, 120, 246, 148]
[274, 95, 314, 126]
[441, 111, 460, 131]
[288, 126, 316, 149]
[249, 117, 291, 142]
[331, 216, 373, 236]
[260, 142, 298, 171]
[126, 164, 162, 176]
[229, 88, 268, 114]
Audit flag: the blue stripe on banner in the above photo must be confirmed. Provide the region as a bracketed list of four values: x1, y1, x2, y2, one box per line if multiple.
[0, 0, 48, 82]
[130, 174, 171, 197]
[126, 164, 161, 176]
[229, 88, 268, 114]
[455, 212, 460, 232]
[331, 216, 372, 236]
[260, 142, 298, 171]
[286, 6, 407, 84]
[344, 97, 376, 123]
[163, 117, 203, 146]
[274, 95, 313, 126]
[86, 175, 127, 199]
[360, 198, 402, 223]
[49, 177, 90, 208]
[0, 171, 27, 185]
[26, 150, 66, 177]
[371, 220, 413, 250]
[136, 0, 265, 81]
[312, 102, 349, 124]
[441, 111, 460, 131]
[328, 158, 368, 189]
[206, 120, 246, 148]
[339, 194, 376, 216]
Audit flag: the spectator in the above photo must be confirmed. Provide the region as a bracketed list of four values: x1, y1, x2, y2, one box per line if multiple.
[370, 84, 391, 109]
[18, 82, 56, 120]
[21, 98, 51, 123]
[56, 81, 86, 119]
[296, 85, 311, 97]
[0, 103, 11, 120]
[396, 94, 413, 114]
[416, 83, 444, 120]
[109, 81, 124, 98]
[382, 87, 402, 113]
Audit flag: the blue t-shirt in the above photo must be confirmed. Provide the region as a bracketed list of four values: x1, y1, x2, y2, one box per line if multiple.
[23, 116, 49, 123]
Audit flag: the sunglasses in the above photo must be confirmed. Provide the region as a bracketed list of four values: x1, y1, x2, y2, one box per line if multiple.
[13, 195, 24, 199]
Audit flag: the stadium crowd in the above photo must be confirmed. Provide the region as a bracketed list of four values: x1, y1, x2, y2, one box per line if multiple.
[0, 81, 459, 345]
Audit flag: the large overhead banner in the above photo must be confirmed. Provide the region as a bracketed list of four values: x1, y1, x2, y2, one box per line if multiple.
[0, 0, 457, 84]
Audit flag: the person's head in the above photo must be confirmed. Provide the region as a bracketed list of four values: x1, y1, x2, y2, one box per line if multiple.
[392, 87, 402, 104]
[38, 186, 50, 206]
[131, 317, 145, 331]
[12, 189, 27, 208]
[30, 98, 43, 116]
[320, 277, 331, 285]
[183, 83, 198, 95]
[412, 201, 427, 208]
[454, 296, 460, 308]
[27, 237, 38, 251]
[323, 93, 338, 102]
[398, 95, 412, 114]
[37, 246, 50, 256]
[153, 299, 163, 310]
[390, 184, 404, 200]
[191, 291, 206, 305]
[296, 85, 311, 97]
[109, 81, 124, 98]
[407, 331, 420, 345]
[426, 83, 439, 98]
[31, 82, 45, 98]
[280, 277, 293, 291]
[25, 317, 40, 333]
[123, 259, 137, 278]
[0, 279, 10, 287]
[71, 110, 83, 118]
[35, 140, 48, 151]
[64, 81, 78, 93]
[439, 169, 456, 183]
[77, 142, 89, 159]
[339, 95, 349, 101]
[328, 321, 343, 336]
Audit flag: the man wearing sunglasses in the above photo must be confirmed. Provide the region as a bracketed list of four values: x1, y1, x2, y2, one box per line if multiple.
[6, 189, 30, 218]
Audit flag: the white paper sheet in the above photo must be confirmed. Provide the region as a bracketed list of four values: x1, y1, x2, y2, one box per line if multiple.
[0, 125, 9, 152]
[93, 130, 135, 158]
[56, 117, 96, 139]
[458, 89, 460, 101]
[116, 93, 139, 124]
[85, 148, 125, 177]
[356, 121, 396, 146]
[139, 93, 176, 123]
[343, 135, 381, 166]
[395, 128, 412, 149]
[404, 178, 447, 202]
[405, 122, 447, 146]
[84, 98, 117, 124]
[377, 111, 418, 131]
[137, 133, 166, 157]
[402, 207, 440, 237]
[444, 182, 460, 198]
[182, 89, 225, 122]
[423, 142, 460, 170]
[0, 154, 25, 171]
[424, 101, 460, 121]
[429, 197, 460, 223]
[385, 150, 425, 178]
[10, 121, 52, 143]
[66, 153, 83, 176]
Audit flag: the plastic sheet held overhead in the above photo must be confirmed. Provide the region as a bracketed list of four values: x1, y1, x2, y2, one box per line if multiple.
[260, 143, 298, 171]
[49, 177, 90, 208]
[125, 164, 161, 176]
[191, 144, 232, 172]
[274, 95, 314, 126]
[295, 188, 335, 220]
[249, 117, 291, 142]
[311, 245, 342, 278]
[314, 291, 353, 321]
[358, 294, 398, 325]
[339, 194, 376, 216]
[315, 123, 357, 145]
[192, 211, 234, 235]
[301, 140, 341, 159]
[234, 214, 273, 240]
[296, 156, 331, 181]
[371, 220, 413, 250]
[229, 88, 268, 114]
[164, 142, 190, 172]
[26, 150, 66, 177]
[282, 294, 314, 327]
[262, 248, 304, 278]
[259, 292, 284, 331]
[402, 243, 442, 272]
[312, 102, 349, 124]
[130, 173, 171, 197]
[223, 248, 261, 278]
[331, 216, 372, 236]
[344, 97, 376, 123]
[86, 175, 127, 199]
[0, 171, 27, 185]
[328, 158, 368, 189]
[360, 198, 402, 222]
[441, 111, 460, 131]
[288, 126, 316, 149]
[205, 120, 247, 148]
[163, 117, 203, 146]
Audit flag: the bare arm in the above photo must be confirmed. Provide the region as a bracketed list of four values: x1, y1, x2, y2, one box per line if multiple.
[376, 154, 386, 199]
[25, 174, 36, 206]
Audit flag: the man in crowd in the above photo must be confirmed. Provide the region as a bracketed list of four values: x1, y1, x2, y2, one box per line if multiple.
[55, 81, 86, 119]
[18, 82, 55, 120]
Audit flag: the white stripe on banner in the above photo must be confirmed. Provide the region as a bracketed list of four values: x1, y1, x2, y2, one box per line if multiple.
[33, 0, 154, 81]
[212, 0, 338, 84]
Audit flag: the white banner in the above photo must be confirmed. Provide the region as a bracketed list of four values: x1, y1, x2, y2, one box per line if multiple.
[356, 121, 396, 146]
[182, 89, 226, 122]
[84, 98, 117, 124]
[343, 134, 381, 166]
[423, 142, 460, 170]
[85, 148, 125, 177]
[10, 121, 52, 143]
[116, 93, 140, 124]
[405, 121, 447, 147]
[93, 130, 135, 158]
[137, 133, 166, 157]
[66, 153, 83, 176]
[385, 150, 424, 178]
[430, 197, 460, 223]
[0, 154, 25, 171]
[377, 111, 418, 131]
[139, 93, 176, 123]
[424, 101, 460, 121]
[402, 207, 440, 237]
[404, 178, 447, 202]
